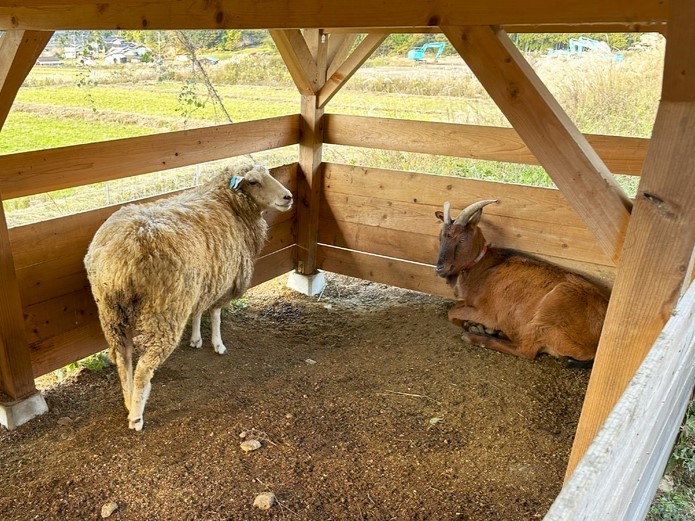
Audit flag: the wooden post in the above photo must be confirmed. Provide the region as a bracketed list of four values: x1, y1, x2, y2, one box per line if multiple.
[0, 30, 51, 399]
[0, 199, 36, 400]
[566, 0, 695, 478]
[296, 29, 327, 275]
[442, 25, 632, 265]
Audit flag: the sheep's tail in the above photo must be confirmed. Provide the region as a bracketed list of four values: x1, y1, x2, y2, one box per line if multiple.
[97, 293, 140, 410]
[98, 305, 136, 361]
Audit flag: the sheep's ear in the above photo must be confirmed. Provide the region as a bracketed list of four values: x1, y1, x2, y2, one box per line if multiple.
[229, 176, 245, 191]
[435, 211, 444, 222]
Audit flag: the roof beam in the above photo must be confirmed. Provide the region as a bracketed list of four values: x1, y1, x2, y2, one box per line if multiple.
[319, 33, 387, 108]
[327, 34, 358, 79]
[269, 29, 317, 96]
[0, 1, 669, 31]
[442, 25, 632, 265]
[324, 23, 667, 34]
[0, 30, 52, 131]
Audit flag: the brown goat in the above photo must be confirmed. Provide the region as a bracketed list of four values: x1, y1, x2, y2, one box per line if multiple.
[435, 200, 609, 364]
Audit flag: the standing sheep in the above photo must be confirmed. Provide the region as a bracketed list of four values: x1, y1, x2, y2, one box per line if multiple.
[84, 162, 293, 431]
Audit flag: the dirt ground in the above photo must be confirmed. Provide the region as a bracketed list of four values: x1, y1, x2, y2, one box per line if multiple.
[0, 274, 590, 521]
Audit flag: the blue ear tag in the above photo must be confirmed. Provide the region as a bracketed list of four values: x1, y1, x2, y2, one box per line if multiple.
[229, 176, 244, 191]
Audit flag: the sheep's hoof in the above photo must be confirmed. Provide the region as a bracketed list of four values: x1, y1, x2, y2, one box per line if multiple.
[128, 417, 144, 431]
[214, 344, 227, 355]
[190, 338, 203, 349]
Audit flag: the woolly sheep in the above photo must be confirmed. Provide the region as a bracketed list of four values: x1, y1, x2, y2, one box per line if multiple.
[84, 162, 293, 431]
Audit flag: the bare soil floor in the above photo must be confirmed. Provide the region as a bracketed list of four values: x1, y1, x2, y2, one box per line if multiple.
[0, 274, 590, 521]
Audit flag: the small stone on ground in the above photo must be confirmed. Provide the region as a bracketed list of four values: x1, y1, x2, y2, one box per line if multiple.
[253, 492, 277, 510]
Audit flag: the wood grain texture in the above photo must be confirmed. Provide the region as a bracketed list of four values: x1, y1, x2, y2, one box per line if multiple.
[0, 1, 669, 31]
[547, 283, 695, 521]
[0, 30, 52, 130]
[567, 0, 695, 476]
[0, 115, 300, 200]
[327, 34, 358, 78]
[318, 33, 387, 108]
[323, 23, 667, 34]
[0, 199, 35, 398]
[324, 115, 648, 175]
[295, 30, 327, 275]
[442, 25, 632, 265]
[269, 29, 316, 96]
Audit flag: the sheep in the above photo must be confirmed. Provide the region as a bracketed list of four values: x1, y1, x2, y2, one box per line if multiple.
[435, 200, 609, 365]
[84, 162, 293, 431]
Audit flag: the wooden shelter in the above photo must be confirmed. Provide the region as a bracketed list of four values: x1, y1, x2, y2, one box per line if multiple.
[0, 1, 693, 518]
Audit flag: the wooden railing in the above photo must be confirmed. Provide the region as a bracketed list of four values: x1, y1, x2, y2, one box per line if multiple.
[1, 115, 301, 378]
[0, 113, 649, 381]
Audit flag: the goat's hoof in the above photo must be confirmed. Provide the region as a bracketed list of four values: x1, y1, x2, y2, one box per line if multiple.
[128, 417, 144, 431]
[190, 338, 203, 349]
[214, 344, 227, 355]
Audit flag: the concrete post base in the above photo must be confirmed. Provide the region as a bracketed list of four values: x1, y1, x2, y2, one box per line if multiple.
[0, 392, 48, 430]
[287, 270, 326, 297]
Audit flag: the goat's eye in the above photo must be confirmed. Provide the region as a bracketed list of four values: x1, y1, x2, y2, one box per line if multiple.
[247, 180, 259, 186]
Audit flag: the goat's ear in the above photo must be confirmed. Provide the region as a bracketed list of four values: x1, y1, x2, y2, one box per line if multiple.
[467, 208, 484, 227]
[435, 210, 444, 222]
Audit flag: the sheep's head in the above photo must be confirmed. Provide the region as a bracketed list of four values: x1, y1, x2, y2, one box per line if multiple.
[228, 164, 293, 212]
[435, 200, 498, 279]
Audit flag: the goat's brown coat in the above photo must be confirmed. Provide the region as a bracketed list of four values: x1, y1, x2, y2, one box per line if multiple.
[436, 202, 609, 362]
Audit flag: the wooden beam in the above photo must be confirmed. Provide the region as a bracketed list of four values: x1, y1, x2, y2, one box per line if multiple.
[269, 29, 317, 96]
[0, 115, 300, 200]
[323, 23, 667, 34]
[318, 33, 387, 108]
[566, 0, 695, 478]
[0, 30, 52, 130]
[295, 30, 328, 275]
[327, 34, 358, 78]
[324, 115, 649, 175]
[442, 25, 632, 265]
[547, 282, 695, 521]
[0, 198, 35, 400]
[0, 1, 669, 31]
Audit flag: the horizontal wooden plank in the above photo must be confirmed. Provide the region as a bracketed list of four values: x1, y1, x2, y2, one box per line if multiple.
[324, 23, 667, 34]
[324, 115, 648, 175]
[0, 1, 668, 31]
[0, 115, 300, 200]
[28, 246, 297, 377]
[318, 218, 615, 288]
[322, 163, 614, 266]
[545, 282, 695, 521]
[10, 164, 297, 306]
[318, 244, 452, 298]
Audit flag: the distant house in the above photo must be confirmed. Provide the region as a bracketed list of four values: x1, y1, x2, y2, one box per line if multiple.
[63, 46, 78, 59]
[104, 42, 151, 64]
[36, 53, 61, 66]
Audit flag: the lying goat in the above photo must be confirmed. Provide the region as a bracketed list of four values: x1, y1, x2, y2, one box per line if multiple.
[435, 200, 609, 365]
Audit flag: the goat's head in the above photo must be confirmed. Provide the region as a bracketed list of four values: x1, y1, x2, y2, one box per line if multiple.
[435, 200, 498, 278]
[228, 163, 293, 212]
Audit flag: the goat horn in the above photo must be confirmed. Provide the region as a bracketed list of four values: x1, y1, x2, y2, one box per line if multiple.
[442, 201, 452, 224]
[453, 199, 499, 225]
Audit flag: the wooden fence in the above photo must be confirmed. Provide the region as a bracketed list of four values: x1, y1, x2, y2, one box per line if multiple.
[0, 113, 648, 381]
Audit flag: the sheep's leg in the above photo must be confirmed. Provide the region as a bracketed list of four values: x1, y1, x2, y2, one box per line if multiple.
[113, 347, 133, 412]
[189, 313, 203, 348]
[128, 326, 181, 431]
[210, 307, 227, 355]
